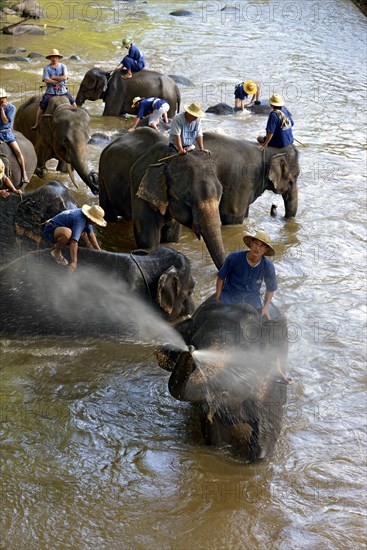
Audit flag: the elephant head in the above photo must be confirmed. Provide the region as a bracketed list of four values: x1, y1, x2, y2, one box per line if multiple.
[75, 68, 109, 106]
[156, 301, 289, 461]
[133, 147, 226, 269]
[267, 146, 300, 217]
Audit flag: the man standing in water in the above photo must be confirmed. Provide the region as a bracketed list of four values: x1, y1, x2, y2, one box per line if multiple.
[215, 231, 277, 320]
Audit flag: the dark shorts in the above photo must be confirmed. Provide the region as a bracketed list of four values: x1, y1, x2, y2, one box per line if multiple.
[0, 129, 16, 143]
[42, 222, 55, 243]
[40, 92, 75, 111]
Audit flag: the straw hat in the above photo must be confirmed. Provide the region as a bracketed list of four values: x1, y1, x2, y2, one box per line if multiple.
[269, 93, 283, 107]
[46, 49, 63, 59]
[122, 37, 133, 46]
[82, 204, 107, 227]
[131, 96, 142, 107]
[244, 80, 257, 95]
[243, 230, 275, 256]
[184, 102, 205, 118]
[0, 88, 7, 98]
[0, 158, 5, 179]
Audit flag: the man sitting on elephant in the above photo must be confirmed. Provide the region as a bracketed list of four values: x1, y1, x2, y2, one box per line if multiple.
[169, 102, 210, 154]
[257, 93, 294, 150]
[42, 204, 106, 272]
[0, 88, 29, 184]
[216, 230, 277, 319]
[31, 48, 75, 131]
[128, 96, 170, 132]
[116, 37, 145, 80]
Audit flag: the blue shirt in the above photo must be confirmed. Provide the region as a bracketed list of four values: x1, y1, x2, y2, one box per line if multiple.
[136, 97, 166, 118]
[0, 102, 15, 131]
[43, 63, 68, 95]
[169, 112, 203, 147]
[234, 83, 248, 100]
[49, 208, 94, 242]
[217, 250, 277, 309]
[266, 106, 294, 148]
[121, 44, 145, 69]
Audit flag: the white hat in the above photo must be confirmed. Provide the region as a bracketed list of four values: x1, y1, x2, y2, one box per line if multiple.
[243, 230, 275, 256]
[82, 204, 107, 227]
[46, 49, 64, 59]
[184, 102, 205, 118]
[0, 88, 7, 98]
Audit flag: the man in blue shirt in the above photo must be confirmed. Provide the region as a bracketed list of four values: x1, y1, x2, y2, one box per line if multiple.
[169, 102, 210, 154]
[257, 93, 294, 149]
[117, 37, 145, 79]
[216, 231, 277, 319]
[234, 80, 261, 111]
[42, 204, 107, 272]
[128, 96, 170, 131]
[0, 88, 29, 184]
[31, 49, 75, 130]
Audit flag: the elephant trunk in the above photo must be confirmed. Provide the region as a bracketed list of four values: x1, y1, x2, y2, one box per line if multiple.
[75, 89, 85, 107]
[68, 152, 99, 195]
[282, 184, 298, 218]
[168, 345, 197, 401]
[193, 199, 226, 270]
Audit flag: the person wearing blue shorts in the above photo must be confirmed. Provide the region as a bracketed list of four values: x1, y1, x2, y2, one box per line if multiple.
[31, 48, 75, 131]
[234, 80, 261, 111]
[42, 204, 107, 272]
[116, 37, 145, 79]
[0, 88, 29, 184]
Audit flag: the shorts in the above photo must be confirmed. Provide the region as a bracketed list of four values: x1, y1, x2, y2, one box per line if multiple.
[42, 222, 55, 243]
[149, 102, 170, 125]
[0, 129, 16, 143]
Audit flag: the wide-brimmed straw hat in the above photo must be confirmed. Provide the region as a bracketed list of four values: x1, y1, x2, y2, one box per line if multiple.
[131, 96, 142, 107]
[243, 230, 275, 256]
[244, 80, 257, 95]
[0, 88, 7, 98]
[122, 37, 133, 46]
[82, 204, 107, 227]
[46, 49, 63, 59]
[184, 102, 205, 118]
[0, 158, 5, 179]
[269, 93, 283, 107]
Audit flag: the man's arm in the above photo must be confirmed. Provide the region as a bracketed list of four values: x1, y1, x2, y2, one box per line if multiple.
[88, 231, 101, 250]
[69, 239, 78, 272]
[215, 276, 225, 300]
[261, 290, 275, 319]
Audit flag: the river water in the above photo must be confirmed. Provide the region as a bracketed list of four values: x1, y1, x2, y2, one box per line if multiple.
[1, 1, 366, 548]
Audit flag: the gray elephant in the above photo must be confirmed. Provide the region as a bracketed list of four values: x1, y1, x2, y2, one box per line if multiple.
[206, 101, 271, 116]
[75, 68, 181, 119]
[0, 130, 37, 188]
[99, 128, 226, 269]
[0, 245, 196, 335]
[156, 300, 289, 462]
[13, 95, 99, 195]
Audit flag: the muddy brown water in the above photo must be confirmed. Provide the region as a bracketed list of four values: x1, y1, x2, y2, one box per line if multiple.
[0, 1, 366, 548]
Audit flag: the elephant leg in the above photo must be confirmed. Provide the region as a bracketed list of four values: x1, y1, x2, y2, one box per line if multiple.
[99, 183, 118, 222]
[35, 139, 53, 174]
[220, 212, 246, 225]
[160, 220, 182, 243]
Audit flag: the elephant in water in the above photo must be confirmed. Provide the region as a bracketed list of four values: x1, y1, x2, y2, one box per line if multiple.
[0, 245, 195, 335]
[0, 130, 37, 188]
[156, 300, 289, 462]
[14, 96, 99, 195]
[75, 68, 181, 119]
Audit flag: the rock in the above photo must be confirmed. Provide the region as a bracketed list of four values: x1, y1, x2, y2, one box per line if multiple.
[27, 51, 44, 58]
[168, 74, 194, 86]
[169, 9, 194, 16]
[1, 47, 26, 54]
[88, 133, 110, 145]
[10, 1, 45, 19]
[206, 102, 234, 115]
[0, 55, 31, 62]
[2, 24, 46, 35]
[69, 55, 82, 61]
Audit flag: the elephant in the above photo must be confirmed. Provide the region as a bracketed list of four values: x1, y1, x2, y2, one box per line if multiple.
[13, 95, 99, 195]
[156, 300, 289, 462]
[0, 245, 196, 335]
[206, 102, 271, 115]
[99, 128, 226, 270]
[0, 130, 37, 188]
[75, 67, 181, 119]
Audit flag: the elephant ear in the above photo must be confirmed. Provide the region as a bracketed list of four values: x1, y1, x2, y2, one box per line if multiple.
[268, 153, 292, 191]
[157, 265, 180, 318]
[136, 163, 169, 215]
